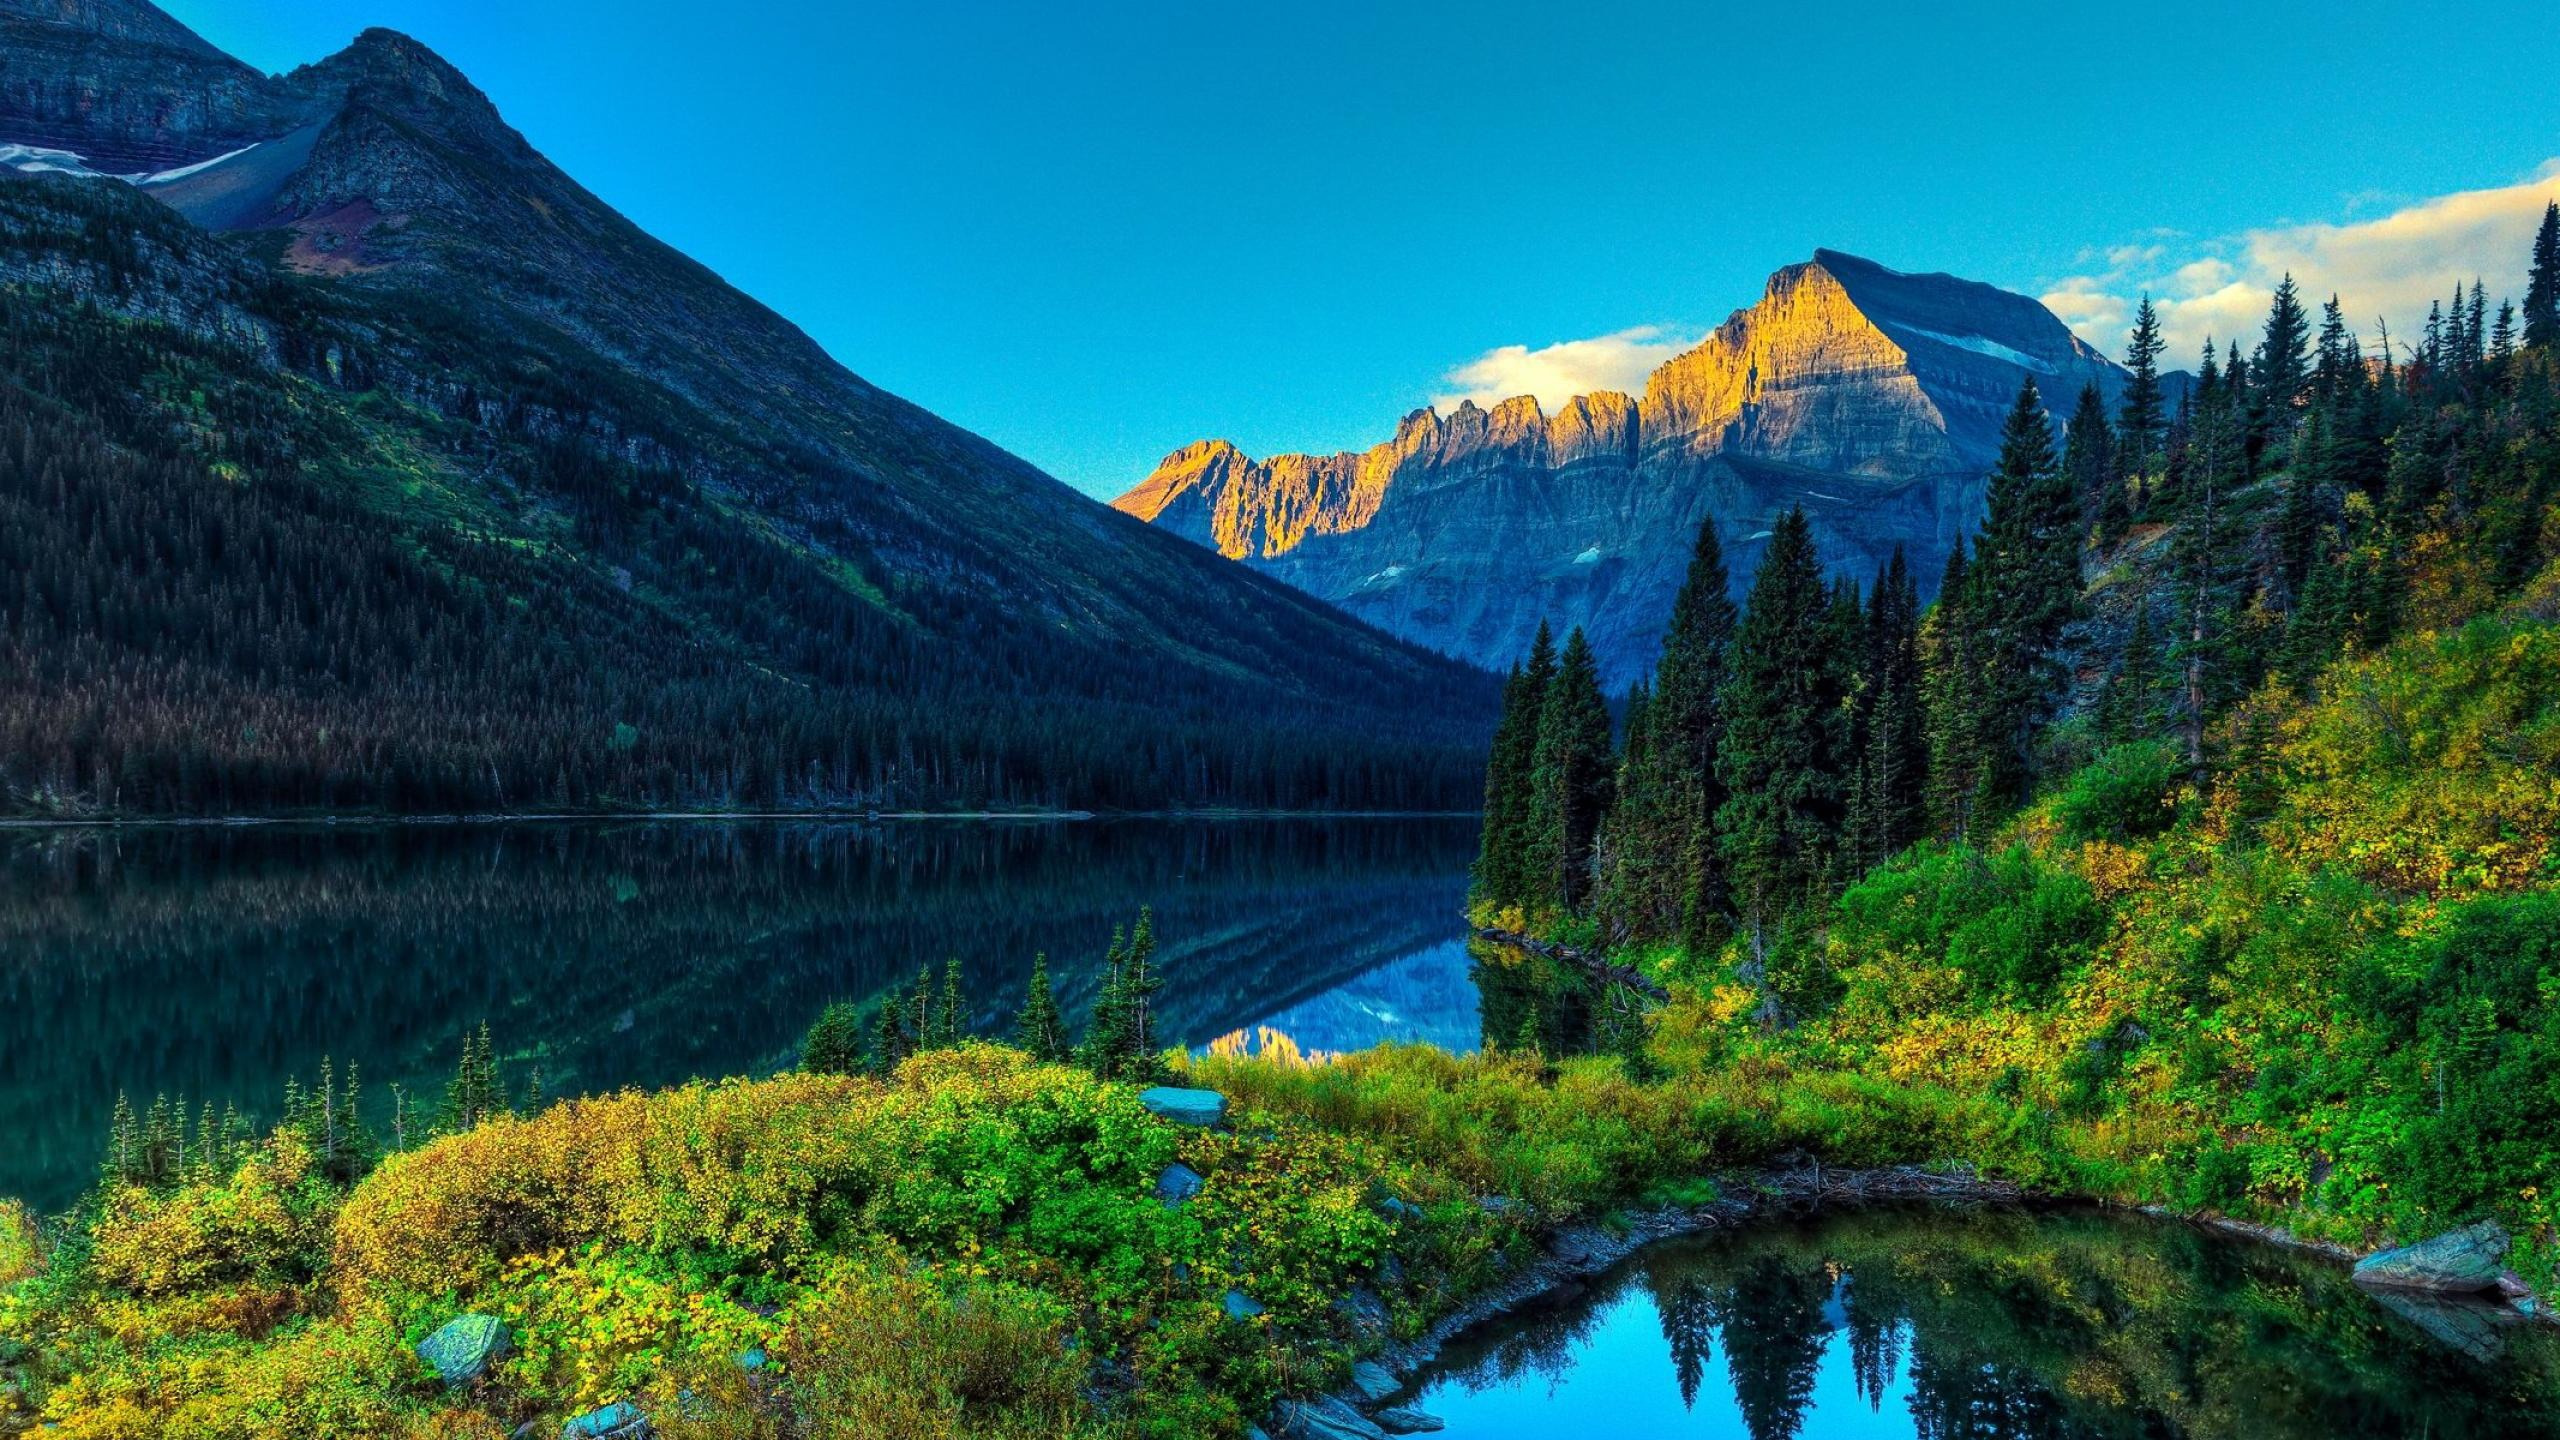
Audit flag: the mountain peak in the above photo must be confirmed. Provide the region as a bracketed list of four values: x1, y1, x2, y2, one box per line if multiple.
[0, 0, 229, 58]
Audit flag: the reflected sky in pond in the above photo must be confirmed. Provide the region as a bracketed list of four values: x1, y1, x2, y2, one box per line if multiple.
[0, 817, 1478, 1209]
[1411, 1207, 2560, 1439]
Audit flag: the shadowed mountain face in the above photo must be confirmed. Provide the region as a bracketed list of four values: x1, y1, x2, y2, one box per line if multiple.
[0, 6, 1497, 813]
[1118, 251, 2128, 684]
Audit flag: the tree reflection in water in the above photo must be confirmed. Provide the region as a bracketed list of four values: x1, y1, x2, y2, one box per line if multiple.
[1415, 1207, 2560, 1439]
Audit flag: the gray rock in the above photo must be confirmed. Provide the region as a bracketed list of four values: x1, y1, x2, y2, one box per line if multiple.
[1223, 1288, 1266, 1321]
[1157, 1161, 1206, 1208]
[561, 1400, 649, 1439]
[1347, 1360, 1399, 1403]
[1272, 1395, 1386, 1440]
[1334, 1285, 1389, 1338]
[2354, 1221, 2511, 1293]
[1139, 1086, 1228, 1127]
[1374, 1409, 1445, 1434]
[416, 1313, 510, 1387]
[2367, 1288, 2513, 1363]
[1379, 1196, 1424, 1222]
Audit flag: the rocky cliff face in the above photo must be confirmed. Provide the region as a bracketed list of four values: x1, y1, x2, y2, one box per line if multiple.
[1118, 250, 2127, 684]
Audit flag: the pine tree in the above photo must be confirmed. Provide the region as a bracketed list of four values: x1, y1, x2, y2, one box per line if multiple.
[1528, 627, 1616, 914]
[2528, 201, 2560, 352]
[1597, 520, 1736, 943]
[1969, 378, 2078, 807]
[1013, 952, 1069, 1061]
[802, 1001, 865, 1075]
[935, 957, 966, 1047]
[1922, 541, 1991, 838]
[2278, 409, 2329, 598]
[2116, 296, 2168, 483]
[1473, 623, 1556, 910]
[2098, 608, 2164, 746]
[1715, 508, 1851, 955]
[2060, 381, 2117, 541]
[1843, 548, 1926, 872]
[1079, 912, 1164, 1081]
[2253, 275, 2312, 442]
[442, 1022, 507, 1133]
[869, 977, 913, 1073]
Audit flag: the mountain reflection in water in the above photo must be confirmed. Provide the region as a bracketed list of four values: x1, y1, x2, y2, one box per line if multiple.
[0, 817, 1477, 1210]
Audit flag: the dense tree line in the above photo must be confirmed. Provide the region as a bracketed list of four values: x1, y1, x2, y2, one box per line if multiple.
[1478, 202, 2560, 1008]
[0, 179, 1491, 816]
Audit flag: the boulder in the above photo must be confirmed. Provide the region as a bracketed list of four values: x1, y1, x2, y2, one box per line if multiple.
[1140, 1087, 1228, 1127]
[1157, 1162, 1206, 1208]
[734, 1346, 767, 1372]
[1222, 1288, 1267, 1321]
[1272, 1395, 1386, 1440]
[416, 1314, 511, 1387]
[2353, 1221, 2511, 1293]
[1379, 1196, 1424, 1223]
[1347, 1360, 1399, 1403]
[562, 1400, 650, 1439]
[1374, 1409, 1446, 1434]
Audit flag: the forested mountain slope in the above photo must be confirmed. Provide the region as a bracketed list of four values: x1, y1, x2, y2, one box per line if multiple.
[0, 4, 1495, 815]
[1476, 221, 2560, 1271]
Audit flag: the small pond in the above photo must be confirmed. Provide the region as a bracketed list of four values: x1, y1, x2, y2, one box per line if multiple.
[1404, 1206, 2560, 1438]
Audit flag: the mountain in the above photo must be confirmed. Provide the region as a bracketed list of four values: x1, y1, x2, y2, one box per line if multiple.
[0, 4, 1496, 815]
[1116, 250, 2130, 684]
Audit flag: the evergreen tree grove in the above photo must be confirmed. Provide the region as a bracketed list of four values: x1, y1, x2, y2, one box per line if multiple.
[1715, 508, 1852, 956]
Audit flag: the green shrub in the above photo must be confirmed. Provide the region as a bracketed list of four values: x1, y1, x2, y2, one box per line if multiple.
[2053, 740, 2185, 844]
[1833, 843, 2110, 1000]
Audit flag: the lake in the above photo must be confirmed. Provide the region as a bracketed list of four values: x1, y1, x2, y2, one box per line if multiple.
[1405, 1206, 2560, 1438]
[0, 816, 1482, 1210]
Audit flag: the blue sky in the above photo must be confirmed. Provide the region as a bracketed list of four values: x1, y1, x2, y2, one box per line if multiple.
[164, 0, 2560, 497]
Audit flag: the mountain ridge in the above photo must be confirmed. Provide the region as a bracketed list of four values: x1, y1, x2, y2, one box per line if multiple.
[1117, 250, 2130, 683]
[0, 11, 1497, 814]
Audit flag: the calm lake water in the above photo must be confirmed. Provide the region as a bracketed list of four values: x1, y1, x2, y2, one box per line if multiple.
[0, 816, 1481, 1209]
[1409, 1207, 2560, 1438]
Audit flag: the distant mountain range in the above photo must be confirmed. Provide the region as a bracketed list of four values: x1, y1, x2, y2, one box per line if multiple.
[1117, 250, 2137, 683]
[0, 0, 1494, 813]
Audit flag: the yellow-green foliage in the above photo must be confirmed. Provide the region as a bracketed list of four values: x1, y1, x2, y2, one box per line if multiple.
[335, 1049, 1176, 1302]
[11, 1045, 1574, 1437]
[89, 1131, 340, 1299]
[652, 1261, 1106, 1440]
[0, 1198, 34, 1285]
[2271, 618, 2560, 895]
[1185, 1042, 2033, 1210]
[1653, 611, 2560, 1272]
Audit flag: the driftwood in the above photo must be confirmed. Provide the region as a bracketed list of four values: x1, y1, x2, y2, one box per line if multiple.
[1473, 926, 1669, 1002]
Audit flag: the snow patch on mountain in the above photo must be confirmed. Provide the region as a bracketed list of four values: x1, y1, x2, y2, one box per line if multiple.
[1898, 325, 2056, 373]
[1, 139, 261, 187]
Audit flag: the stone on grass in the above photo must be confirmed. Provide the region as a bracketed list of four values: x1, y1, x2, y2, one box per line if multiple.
[1139, 1087, 1228, 1127]
[1157, 1162, 1206, 1208]
[1374, 1409, 1446, 1434]
[1272, 1394, 1386, 1440]
[562, 1400, 650, 1439]
[416, 1314, 510, 1387]
[2353, 1221, 2510, 1293]
[1223, 1288, 1267, 1321]
[1347, 1360, 1399, 1403]
[735, 1345, 767, 1371]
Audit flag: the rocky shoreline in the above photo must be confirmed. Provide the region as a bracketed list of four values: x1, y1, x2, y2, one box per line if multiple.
[1271, 1163, 2031, 1438]
[1270, 1164, 2555, 1439]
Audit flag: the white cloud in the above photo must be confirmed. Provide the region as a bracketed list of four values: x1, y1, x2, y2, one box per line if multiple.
[2045, 160, 2560, 368]
[1432, 324, 1699, 412]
